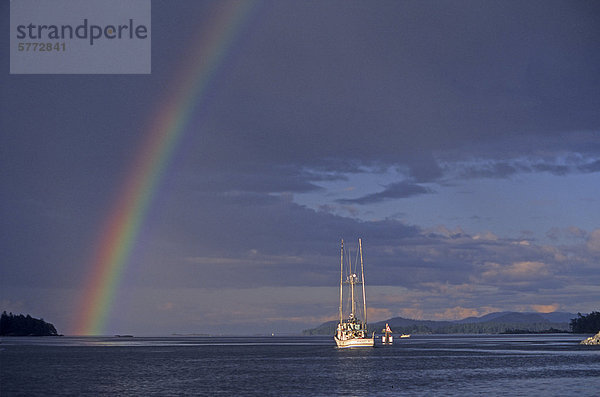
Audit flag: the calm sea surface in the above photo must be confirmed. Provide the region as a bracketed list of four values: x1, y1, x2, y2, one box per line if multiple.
[1, 334, 599, 396]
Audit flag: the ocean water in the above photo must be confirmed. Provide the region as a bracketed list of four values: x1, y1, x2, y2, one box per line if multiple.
[1, 334, 599, 396]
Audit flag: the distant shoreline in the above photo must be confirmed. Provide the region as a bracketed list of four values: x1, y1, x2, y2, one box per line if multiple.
[303, 311, 576, 336]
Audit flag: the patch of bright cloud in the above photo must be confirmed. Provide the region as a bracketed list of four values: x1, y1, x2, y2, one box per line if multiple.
[586, 229, 600, 253]
[432, 306, 480, 321]
[157, 302, 174, 311]
[531, 303, 559, 313]
[480, 261, 551, 282]
[473, 231, 499, 241]
[367, 307, 394, 322]
[397, 308, 424, 320]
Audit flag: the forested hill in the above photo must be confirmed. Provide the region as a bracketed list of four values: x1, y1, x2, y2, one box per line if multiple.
[0, 312, 59, 336]
[303, 311, 576, 335]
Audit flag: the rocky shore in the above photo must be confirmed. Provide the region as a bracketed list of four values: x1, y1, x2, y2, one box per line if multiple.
[580, 331, 600, 345]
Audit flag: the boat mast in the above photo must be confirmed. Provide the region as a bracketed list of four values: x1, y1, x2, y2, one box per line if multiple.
[339, 239, 344, 325]
[359, 238, 367, 326]
[350, 246, 356, 317]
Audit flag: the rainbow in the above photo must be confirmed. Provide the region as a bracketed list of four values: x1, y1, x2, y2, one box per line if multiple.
[73, 1, 257, 335]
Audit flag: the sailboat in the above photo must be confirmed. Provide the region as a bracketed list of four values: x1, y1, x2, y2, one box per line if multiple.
[334, 238, 375, 348]
[382, 323, 393, 345]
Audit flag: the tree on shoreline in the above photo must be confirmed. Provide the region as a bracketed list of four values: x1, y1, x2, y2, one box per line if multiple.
[570, 312, 600, 333]
[0, 311, 59, 336]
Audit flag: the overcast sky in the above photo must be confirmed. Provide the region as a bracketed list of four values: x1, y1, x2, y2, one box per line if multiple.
[2, 0, 600, 335]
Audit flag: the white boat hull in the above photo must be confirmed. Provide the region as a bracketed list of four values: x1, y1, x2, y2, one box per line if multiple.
[334, 336, 374, 348]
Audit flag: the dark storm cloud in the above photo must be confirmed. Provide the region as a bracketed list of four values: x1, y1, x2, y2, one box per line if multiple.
[459, 162, 520, 179]
[579, 159, 600, 173]
[531, 163, 570, 176]
[288, 4, 595, 142]
[337, 181, 433, 204]
[168, 0, 600, 196]
[455, 156, 600, 180]
[191, 168, 323, 194]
